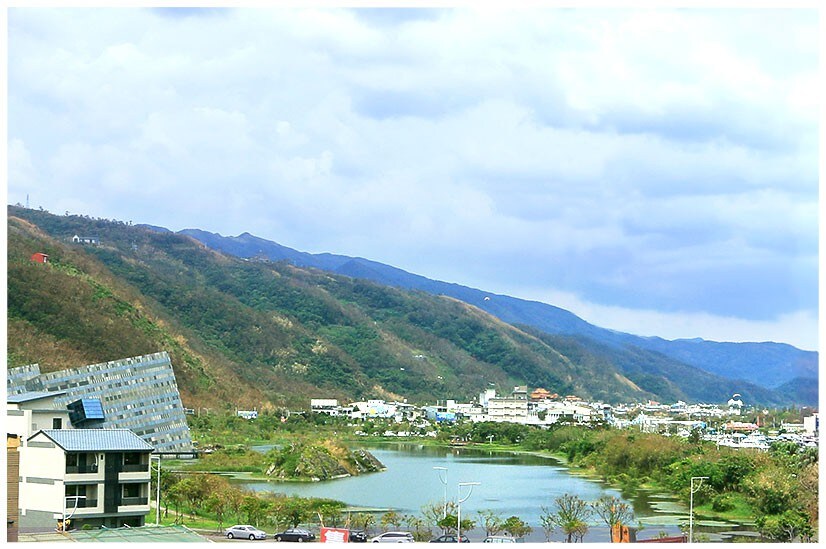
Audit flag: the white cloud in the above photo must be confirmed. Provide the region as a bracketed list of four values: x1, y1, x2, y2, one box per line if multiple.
[7, 7, 819, 347]
[516, 288, 819, 352]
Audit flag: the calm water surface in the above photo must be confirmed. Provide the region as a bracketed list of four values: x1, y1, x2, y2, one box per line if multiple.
[244, 442, 756, 542]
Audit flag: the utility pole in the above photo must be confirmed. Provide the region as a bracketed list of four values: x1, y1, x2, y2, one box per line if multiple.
[689, 476, 709, 542]
[433, 467, 448, 519]
[152, 455, 162, 525]
[457, 482, 480, 543]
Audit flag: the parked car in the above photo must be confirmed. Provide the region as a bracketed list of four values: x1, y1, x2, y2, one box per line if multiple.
[274, 528, 316, 542]
[370, 531, 415, 543]
[225, 525, 268, 540]
[349, 530, 368, 543]
[483, 536, 520, 543]
[430, 534, 470, 543]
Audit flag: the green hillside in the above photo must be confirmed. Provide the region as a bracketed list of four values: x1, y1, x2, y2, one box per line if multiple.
[6, 206, 789, 408]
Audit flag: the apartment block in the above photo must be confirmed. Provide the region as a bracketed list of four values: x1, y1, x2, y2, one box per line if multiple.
[19, 429, 153, 531]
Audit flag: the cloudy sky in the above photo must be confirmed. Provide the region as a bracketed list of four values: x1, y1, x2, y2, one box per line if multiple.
[6, 7, 820, 350]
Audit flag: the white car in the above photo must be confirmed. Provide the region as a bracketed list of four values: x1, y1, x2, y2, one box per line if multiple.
[370, 531, 415, 543]
[225, 525, 268, 540]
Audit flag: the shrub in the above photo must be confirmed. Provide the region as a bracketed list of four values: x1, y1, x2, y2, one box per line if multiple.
[711, 493, 735, 512]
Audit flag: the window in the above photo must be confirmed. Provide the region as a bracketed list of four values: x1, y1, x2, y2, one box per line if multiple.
[53, 417, 63, 429]
[122, 484, 142, 498]
[66, 453, 79, 467]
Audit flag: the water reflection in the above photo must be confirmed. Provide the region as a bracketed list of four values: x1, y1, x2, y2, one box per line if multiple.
[244, 441, 755, 542]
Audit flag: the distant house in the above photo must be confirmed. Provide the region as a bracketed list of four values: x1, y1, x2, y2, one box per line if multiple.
[236, 410, 258, 420]
[71, 235, 99, 245]
[30, 252, 49, 264]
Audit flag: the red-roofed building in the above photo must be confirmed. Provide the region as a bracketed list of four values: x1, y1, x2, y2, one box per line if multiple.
[530, 388, 551, 401]
[30, 252, 49, 264]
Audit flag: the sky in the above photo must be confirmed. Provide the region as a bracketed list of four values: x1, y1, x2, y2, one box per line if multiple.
[5, 7, 820, 350]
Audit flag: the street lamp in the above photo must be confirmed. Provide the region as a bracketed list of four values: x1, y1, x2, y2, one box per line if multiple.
[689, 476, 709, 543]
[457, 482, 480, 543]
[151, 455, 162, 525]
[62, 495, 86, 532]
[433, 467, 448, 519]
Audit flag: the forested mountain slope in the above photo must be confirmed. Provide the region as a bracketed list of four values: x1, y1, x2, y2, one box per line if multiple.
[180, 228, 818, 393]
[7, 207, 800, 407]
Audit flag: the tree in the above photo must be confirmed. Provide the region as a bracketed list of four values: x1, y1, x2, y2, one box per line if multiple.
[547, 494, 592, 543]
[404, 514, 431, 541]
[501, 516, 532, 539]
[352, 512, 375, 534]
[225, 487, 246, 524]
[317, 502, 344, 528]
[240, 495, 267, 527]
[539, 506, 555, 542]
[437, 514, 475, 535]
[204, 492, 229, 532]
[165, 483, 185, 523]
[281, 497, 312, 528]
[422, 500, 456, 532]
[756, 510, 814, 542]
[380, 510, 403, 531]
[590, 495, 634, 542]
[477, 509, 504, 536]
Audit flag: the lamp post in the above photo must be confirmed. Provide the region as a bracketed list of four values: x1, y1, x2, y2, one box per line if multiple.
[151, 455, 162, 525]
[457, 482, 480, 543]
[62, 495, 86, 532]
[433, 467, 448, 519]
[689, 476, 709, 543]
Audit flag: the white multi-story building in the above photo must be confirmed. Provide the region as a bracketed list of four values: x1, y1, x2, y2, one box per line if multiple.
[803, 413, 819, 436]
[488, 397, 529, 423]
[19, 429, 153, 531]
[7, 391, 71, 440]
[310, 399, 340, 415]
[531, 401, 594, 425]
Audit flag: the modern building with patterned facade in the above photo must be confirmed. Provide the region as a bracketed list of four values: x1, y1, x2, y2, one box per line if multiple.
[7, 352, 192, 453]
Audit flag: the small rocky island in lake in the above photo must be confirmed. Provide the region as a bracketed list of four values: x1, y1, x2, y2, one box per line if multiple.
[264, 441, 385, 481]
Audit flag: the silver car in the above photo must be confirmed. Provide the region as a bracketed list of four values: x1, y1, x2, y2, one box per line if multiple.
[370, 531, 415, 543]
[225, 524, 268, 540]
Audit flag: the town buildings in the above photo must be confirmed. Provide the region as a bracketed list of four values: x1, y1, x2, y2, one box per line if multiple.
[309, 388, 818, 451]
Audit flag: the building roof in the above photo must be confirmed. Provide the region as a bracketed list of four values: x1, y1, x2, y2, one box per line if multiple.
[7, 390, 67, 403]
[32, 429, 154, 452]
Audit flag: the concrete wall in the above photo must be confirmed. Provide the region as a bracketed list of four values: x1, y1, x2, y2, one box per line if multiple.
[19, 436, 65, 524]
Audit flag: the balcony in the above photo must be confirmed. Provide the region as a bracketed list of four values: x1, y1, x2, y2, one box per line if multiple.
[66, 465, 99, 474]
[120, 497, 148, 506]
[76, 498, 98, 508]
[120, 463, 149, 473]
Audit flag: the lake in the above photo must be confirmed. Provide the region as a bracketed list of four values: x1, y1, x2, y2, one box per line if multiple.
[243, 441, 757, 542]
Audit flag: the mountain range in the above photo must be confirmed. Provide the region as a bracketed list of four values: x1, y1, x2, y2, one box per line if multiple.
[178, 229, 819, 394]
[6, 206, 817, 408]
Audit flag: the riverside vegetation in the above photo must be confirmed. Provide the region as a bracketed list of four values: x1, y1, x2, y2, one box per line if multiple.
[175, 412, 817, 542]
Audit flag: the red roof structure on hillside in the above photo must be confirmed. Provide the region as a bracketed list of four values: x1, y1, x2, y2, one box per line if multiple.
[30, 252, 49, 264]
[530, 388, 551, 401]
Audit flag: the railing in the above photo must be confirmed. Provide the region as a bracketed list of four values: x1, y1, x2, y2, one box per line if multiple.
[120, 497, 148, 506]
[120, 463, 150, 473]
[66, 465, 98, 474]
[76, 498, 98, 508]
